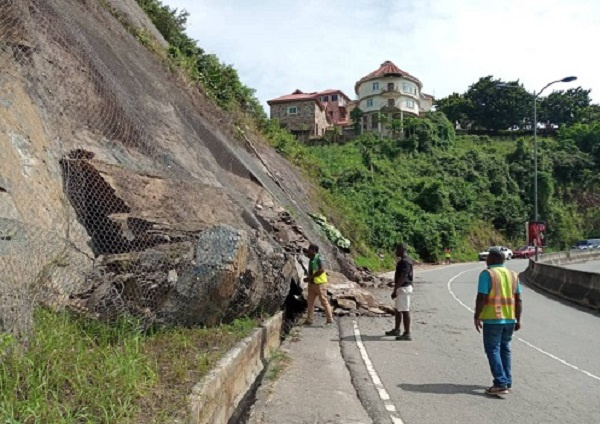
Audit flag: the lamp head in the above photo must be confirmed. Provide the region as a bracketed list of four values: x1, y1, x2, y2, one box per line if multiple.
[561, 76, 577, 83]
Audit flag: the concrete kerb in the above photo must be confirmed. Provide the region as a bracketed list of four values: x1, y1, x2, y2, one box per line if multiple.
[521, 250, 600, 310]
[188, 312, 283, 424]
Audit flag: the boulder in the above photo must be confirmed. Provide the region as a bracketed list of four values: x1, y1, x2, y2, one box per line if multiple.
[335, 298, 357, 310]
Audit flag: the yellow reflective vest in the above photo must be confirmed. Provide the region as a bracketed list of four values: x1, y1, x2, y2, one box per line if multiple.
[309, 254, 327, 284]
[479, 267, 518, 321]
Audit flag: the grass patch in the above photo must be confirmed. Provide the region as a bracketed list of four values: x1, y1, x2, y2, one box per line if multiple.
[0, 309, 256, 423]
[264, 351, 291, 382]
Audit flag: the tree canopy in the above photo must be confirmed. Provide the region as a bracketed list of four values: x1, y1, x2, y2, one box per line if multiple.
[436, 76, 598, 132]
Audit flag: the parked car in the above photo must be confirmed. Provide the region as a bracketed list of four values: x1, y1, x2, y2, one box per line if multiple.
[589, 239, 600, 249]
[573, 238, 600, 250]
[478, 246, 513, 261]
[513, 245, 543, 259]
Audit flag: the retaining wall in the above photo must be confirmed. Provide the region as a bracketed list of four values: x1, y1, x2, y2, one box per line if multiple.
[520, 250, 600, 310]
[188, 312, 283, 424]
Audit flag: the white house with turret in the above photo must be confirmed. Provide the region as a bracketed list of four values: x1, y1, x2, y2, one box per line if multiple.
[354, 60, 434, 133]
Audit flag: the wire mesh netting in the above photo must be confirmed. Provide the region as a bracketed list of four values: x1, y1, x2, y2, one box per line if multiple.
[0, 0, 300, 340]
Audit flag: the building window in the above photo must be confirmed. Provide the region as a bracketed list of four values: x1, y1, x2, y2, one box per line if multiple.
[387, 82, 395, 90]
[321, 96, 328, 102]
[388, 99, 395, 107]
[288, 106, 298, 115]
[331, 94, 338, 101]
[405, 99, 415, 108]
[402, 83, 416, 95]
[371, 116, 378, 129]
[372, 82, 379, 91]
[366, 99, 373, 108]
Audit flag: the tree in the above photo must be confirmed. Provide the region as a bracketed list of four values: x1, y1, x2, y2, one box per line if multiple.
[136, 0, 190, 46]
[387, 118, 403, 139]
[403, 113, 455, 152]
[350, 107, 364, 135]
[539, 87, 592, 127]
[465, 76, 532, 131]
[328, 125, 342, 143]
[559, 122, 600, 166]
[434, 93, 473, 128]
[582, 104, 600, 123]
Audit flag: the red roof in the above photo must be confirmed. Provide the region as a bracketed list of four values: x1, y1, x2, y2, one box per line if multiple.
[316, 89, 352, 102]
[268, 89, 351, 103]
[267, 89, 320, 103]
[355, 60, 422, 94]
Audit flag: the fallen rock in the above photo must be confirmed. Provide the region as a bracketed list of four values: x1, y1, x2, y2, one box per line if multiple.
[318, 274, 390, 316]
[335, 298, 357, 310]
[379, 305, 395, 315]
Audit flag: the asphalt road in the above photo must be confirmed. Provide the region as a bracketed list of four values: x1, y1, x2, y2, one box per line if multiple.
[563, 260, 600, 273]
[340, 259, 600, 424]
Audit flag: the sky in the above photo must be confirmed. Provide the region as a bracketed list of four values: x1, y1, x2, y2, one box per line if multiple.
[163, 0, 600, 110]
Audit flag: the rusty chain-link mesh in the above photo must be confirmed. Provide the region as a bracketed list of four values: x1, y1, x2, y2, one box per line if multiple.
[0, 0, 302, 340]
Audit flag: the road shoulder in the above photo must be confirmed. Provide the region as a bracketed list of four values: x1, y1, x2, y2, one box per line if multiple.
[248, 320, 372, 424]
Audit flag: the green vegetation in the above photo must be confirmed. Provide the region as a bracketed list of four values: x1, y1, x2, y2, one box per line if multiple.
[436, 75, 594, 132]
[267, 111, 600, 265]
[309, 213, 351, 250]
[265, 351, 292, 382]
[0, 309, 256, 423]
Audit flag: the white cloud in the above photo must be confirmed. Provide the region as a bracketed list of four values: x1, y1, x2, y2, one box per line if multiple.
[164, 0, 600, 110]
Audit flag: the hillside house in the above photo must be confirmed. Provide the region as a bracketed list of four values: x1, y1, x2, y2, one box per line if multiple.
[267, 89, 351, 139]
[355, 60, 434, 134]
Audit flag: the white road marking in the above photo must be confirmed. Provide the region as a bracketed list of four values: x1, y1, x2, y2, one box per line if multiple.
[352, 265, 468, 422]
[353, 320, 405, 424]
[447, 267, 600, 382]
[516, 338, 600, 382]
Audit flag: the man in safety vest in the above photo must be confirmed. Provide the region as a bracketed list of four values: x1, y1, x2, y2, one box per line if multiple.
[474, 247, 523, 396]
[303, 244, 333, 325]
[444, 247, 452, 264]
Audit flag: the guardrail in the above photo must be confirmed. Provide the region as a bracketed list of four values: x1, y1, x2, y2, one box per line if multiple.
[520, 249, 600, 310]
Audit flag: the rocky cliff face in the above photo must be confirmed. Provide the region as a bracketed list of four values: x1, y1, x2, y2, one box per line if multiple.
[1, 0, 351, 333]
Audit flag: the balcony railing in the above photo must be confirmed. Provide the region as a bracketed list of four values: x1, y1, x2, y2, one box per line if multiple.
[380, 86, 400, 94]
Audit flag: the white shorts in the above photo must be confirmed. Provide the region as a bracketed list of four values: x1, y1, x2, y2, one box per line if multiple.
[395, 285, 413, 312]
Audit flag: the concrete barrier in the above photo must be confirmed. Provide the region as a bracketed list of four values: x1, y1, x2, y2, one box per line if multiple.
[188, 312, 283, 424]
[535, 249, 600, 266]
[520, 250, 600, 310]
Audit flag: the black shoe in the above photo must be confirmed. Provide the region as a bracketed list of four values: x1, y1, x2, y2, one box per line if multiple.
[396, 332, 412, 341]
[385, 329, 401, 336]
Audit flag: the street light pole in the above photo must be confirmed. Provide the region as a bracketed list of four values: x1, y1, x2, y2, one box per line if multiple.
[533, 89, 538, 222]
[531, 76, 577, 259]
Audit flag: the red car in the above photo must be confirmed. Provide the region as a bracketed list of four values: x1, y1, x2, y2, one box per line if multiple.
[513, 245, 543, 259]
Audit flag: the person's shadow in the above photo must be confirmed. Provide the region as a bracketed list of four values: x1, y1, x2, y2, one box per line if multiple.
[399, 383, 495, 398]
